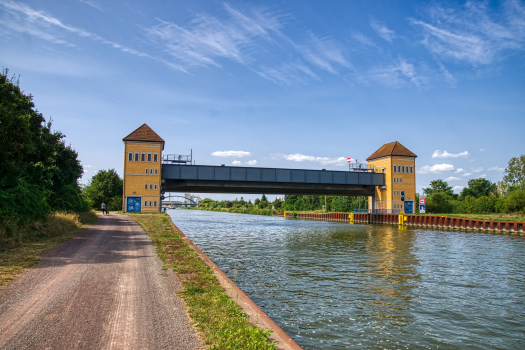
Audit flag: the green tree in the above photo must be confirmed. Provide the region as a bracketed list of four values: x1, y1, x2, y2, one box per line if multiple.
[424, 179, 454, 197]
[0, 69, 86, 220]
[426, 192, 453, 213]
[503, 155, 525, 191]
[83, 169, 123, 211]
[504, 188, 525, 213]
[254, 198, 260, 205]
[460, 178, 496, 198]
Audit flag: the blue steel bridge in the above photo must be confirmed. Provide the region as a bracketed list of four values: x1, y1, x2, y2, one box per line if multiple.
[161, 163, 385, 198]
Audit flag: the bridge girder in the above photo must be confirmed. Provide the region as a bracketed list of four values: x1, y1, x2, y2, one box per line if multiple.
[162, 179, 374, 196]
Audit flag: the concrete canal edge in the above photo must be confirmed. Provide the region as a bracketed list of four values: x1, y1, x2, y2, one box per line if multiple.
[167, 216, 303, 350]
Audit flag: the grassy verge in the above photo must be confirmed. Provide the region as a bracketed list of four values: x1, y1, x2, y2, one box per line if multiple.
[128, 213, 277, 350]
[0, 211, 98, 287]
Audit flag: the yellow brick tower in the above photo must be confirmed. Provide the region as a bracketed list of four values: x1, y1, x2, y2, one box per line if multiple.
[367, 142, 417, 214]
[122, 124, 164, 213]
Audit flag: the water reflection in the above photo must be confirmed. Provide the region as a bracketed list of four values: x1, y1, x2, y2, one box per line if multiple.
[363, 225, 419, 328]
[169, 210, 525, 350]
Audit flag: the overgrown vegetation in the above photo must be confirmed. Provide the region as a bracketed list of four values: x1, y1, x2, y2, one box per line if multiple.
[129, 214, 277, 350]
[0, 69, 98, 257]
[0, 211, 98, 287]
[0, 69, 88, 223]
[424, 156, 525, 214]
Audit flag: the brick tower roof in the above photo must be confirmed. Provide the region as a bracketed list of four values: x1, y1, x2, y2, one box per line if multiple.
[123, 123, 164, 144]
[366, 141, 417, 161]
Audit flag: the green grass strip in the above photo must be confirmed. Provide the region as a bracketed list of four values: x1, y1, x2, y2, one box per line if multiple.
[128, 213, 277, 350]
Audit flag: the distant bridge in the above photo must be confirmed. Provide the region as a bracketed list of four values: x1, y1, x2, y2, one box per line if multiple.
[161, 164, 384, 197]
[161, 194, 198, 207]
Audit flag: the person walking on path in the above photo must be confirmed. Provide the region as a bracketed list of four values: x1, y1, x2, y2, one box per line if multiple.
[101, 201, 107, 215]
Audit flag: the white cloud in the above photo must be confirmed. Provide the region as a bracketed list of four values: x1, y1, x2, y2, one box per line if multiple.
[256, 60, 319, 85]
[452, 185, 465, 193]
[463, 172, 473, 176]
[445, 176, 461, 181]
[418, 163, 455, 174]
[410, 1, 525, 66]
[78, 0, 104, 12]
[480, 174, 487, 178]
[480, 148, 487, 152]
[370, 18, 396, 42]
[295, 33, 352, 75]
[271, 153, 347, 166]
[211, 151, 251, 158]
[364, 56, 424, 88]
[0, 1, 168, 67]
[488, 166, 505, 171]
[232, 159, 257, 166]
[472, 167, 484, 173]
[432, 150, 469, 158]
[455, 168, 465, 173]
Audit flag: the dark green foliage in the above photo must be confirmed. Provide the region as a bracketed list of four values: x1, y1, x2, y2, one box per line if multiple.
[460, 178, 496, 198]
[424, 179, 455, 197]
[504, 189, 525, 213]
[0, 69, 86, 222]
[82, 169, 123, 211]
[426, 192, 453, 214]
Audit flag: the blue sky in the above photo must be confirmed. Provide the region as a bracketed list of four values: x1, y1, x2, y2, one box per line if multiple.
[1, 0, 524, 201]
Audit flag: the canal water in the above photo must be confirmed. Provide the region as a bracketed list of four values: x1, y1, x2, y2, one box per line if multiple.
[168, 210, 525, 350]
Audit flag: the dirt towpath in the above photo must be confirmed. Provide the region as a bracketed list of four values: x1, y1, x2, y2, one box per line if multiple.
[0, 214, 202, 350]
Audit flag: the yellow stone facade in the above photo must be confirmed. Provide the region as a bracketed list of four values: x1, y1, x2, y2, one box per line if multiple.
[368, 156, 416, 212]
[122, 124, 164, 213]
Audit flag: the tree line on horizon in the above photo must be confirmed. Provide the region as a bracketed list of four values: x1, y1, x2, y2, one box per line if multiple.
[423, 157, 525, 214]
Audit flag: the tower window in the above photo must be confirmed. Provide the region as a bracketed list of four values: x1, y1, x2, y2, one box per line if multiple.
[402, 166, 405, 173]
[149, 184, 153, 190]
[149, 201, 152, 206]
[144, 201, 148, 206]
[154, 184, 157, 190]
[134, 153, 139, 162]
[394, 165, 397, 173]
[150, 168, 153, 174]
[147, 153, 152, 162]
[153, 154, 158, 162]
[128, 153, 133, 162]
[141, 153, 145, 162]
[155, 169, 158, 175]
[145, 168, 148, 174]
[400, 178, 402, 183]
[410, 166, 413, 173]
[144, 184, 148, 190]
[154, 201, 157, 207]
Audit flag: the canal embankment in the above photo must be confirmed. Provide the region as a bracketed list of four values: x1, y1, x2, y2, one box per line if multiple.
[129, 213, 301, 350]
[283, 211, 525, 234]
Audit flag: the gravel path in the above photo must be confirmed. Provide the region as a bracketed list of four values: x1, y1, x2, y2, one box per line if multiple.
[0, 214, 202, 350]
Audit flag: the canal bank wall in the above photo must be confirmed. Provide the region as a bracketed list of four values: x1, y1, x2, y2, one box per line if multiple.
[166, 215, 303, 350]
[281, 212, 524, 234]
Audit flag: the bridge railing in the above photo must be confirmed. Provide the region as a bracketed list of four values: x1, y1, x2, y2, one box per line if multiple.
[354, 208, 401, 214]
[163, 154, 192, 164]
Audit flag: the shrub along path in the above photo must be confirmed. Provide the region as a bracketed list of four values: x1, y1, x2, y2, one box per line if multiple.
[0, 214, 201, 349]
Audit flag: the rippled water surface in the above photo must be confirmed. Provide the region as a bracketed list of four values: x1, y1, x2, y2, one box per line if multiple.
[168, 210, 525, 349]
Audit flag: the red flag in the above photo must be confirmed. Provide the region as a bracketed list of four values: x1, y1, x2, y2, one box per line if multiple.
[347, 157, 352, 163]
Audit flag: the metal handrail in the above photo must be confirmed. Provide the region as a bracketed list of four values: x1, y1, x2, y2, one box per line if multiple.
[162, 154, 192, 164]
[354, 209, 401, 214]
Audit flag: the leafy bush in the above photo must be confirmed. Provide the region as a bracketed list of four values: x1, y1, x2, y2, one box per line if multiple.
[504, 189, 525, 213]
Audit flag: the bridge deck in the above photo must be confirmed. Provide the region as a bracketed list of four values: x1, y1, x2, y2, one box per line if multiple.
[161, 165, 384, 196]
